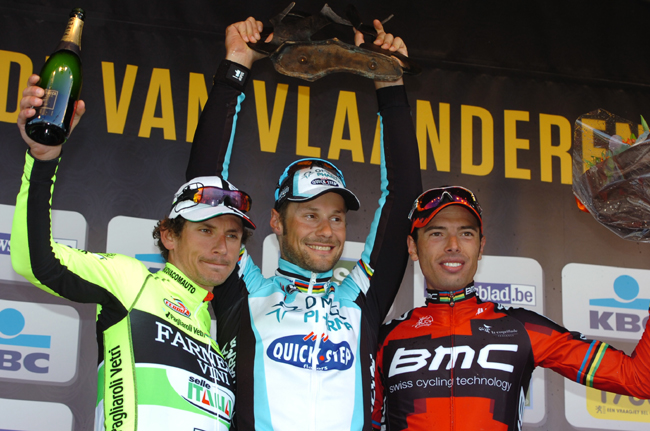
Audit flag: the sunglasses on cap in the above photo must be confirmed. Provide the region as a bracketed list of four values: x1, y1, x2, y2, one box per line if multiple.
[408, 186, 482, 233]
[176, 186, 252, 213]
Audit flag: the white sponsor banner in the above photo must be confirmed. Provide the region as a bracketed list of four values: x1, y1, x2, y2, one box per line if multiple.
[413, 255, 546, 426]
[562, 263, 650, 341]
[0, 298, 80, 383]
[107, 215, 164, 273]
[0, 398, 73, 431]
[562, 263, 650, 430]
[565, 380, 650, 430]
[0, 204, 87, 283]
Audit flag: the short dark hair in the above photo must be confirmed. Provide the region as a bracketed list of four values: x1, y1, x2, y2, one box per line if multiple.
[152, 216, 252, 262]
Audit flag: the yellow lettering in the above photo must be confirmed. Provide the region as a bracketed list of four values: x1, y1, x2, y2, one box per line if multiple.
[370, 116, 382, 165]
[186, 72, 208, 142]
[416, 100, 450, 171]
[504, 110, 530, 180]
[101, 62, 138, 134]
[579, 118, 606, 174]
[253, 79, 288, 153]
[138, 68, 176, 140]
[539, 114, 572, 184]
[0, 50, 33, 123]
[461, 105, 493, 176]
[296, 85, 320, 157]
[615, 122, 644, 141]
[328, 91, 364, 162]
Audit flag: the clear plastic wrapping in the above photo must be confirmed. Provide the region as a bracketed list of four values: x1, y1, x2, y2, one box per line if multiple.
[573, 109, 650, 241]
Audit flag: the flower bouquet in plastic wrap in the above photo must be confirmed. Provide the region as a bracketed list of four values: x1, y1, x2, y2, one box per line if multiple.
[573, 109, 650, 241]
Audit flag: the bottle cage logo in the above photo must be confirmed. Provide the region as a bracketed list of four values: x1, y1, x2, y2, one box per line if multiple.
[267, 334, 354, 371]
[164, 297, 191, 317]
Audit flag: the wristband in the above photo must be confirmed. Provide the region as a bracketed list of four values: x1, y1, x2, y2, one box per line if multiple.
[214, 60, 250, 92]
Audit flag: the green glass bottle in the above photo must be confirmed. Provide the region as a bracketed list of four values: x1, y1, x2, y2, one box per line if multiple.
[26, 8, 85, 146]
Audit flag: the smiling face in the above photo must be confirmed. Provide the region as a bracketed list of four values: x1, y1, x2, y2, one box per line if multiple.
[162, 215, 243, 291]
[408, 205, 485, 292]
[271, 192, 346, 273]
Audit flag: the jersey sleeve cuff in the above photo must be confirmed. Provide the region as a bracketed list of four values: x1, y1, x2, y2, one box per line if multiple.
[26, 150, 60, 182]
[213, 59, 251, 92]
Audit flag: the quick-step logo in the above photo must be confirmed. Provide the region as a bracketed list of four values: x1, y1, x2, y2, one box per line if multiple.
[267, 332, 354, 371]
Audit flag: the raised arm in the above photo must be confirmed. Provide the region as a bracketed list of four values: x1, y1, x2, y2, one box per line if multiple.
[350, 22, 422, 324]
[186, 17, 268, 181]
[513, 307, 650, 399]
[12, 78, 140, 309]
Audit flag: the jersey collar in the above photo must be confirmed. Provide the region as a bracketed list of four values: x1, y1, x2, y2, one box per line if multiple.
[276, 258, 332, 294]
[425, 282, 477, 305]
[161, 263, 213, 303]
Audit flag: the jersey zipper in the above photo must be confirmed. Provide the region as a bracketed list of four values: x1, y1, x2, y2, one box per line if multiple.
[309, 271, 320, 431]
[450, 299, 455, 431]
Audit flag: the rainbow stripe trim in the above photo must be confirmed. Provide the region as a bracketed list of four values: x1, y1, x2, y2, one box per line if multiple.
[576, 340, 609, 387]
[292, 279, 328, 294]
[357, 261, 374, 280]
[438, 289, 468, 304]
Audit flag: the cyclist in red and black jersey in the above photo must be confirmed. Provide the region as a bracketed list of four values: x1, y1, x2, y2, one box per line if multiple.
[372, 186, 650, 431]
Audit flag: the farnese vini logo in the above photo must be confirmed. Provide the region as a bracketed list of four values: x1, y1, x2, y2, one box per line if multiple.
[164, 297, 191, 317]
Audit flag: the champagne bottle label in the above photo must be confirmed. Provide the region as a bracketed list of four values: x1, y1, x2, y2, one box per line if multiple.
[40, 89, 59, 116]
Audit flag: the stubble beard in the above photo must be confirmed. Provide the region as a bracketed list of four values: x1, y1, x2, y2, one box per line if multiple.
[279, 234, 341, 274]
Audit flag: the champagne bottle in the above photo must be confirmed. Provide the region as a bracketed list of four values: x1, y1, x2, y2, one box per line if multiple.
[25, 8, 85, 146]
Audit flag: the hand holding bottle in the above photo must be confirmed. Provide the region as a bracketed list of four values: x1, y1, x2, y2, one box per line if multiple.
[18, 74, 86, 160]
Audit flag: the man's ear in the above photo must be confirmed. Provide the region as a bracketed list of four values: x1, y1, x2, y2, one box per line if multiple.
[407, 235, 419, 262]
[478, 235, 486, 261]
[270, 209, 283, 236]
[160, 228, 177, 252]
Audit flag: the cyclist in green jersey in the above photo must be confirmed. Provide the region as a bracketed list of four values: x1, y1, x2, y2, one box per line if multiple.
[11, 75, 255, 431]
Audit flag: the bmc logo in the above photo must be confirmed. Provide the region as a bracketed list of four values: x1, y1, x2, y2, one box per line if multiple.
[388, 344, 518, 377]
[0, 299, 79, 383]
[476, 283, 536, 307]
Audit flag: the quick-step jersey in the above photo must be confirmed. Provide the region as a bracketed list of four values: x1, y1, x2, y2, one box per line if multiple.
[11, 153, 235, 431]
[187, 63, 422, 430]
[372, 284, 650, 431]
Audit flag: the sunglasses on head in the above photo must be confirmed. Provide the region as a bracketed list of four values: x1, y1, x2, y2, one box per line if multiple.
[408, 186, 482, 220]
[176, 186, 252, 213]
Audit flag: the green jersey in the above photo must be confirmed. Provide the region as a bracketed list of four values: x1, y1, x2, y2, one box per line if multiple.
[11, 152, 234, 431]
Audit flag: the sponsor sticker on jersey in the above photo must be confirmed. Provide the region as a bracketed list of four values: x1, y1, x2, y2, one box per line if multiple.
[166, 367, 234, 424]
[164, 297, 191, 317]
[267, 333, 354, 371]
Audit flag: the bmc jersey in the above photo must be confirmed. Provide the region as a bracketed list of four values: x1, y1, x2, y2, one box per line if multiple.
[187, 66, 422, 430]
[373, 285, 650, 431]
[11, 154, 235, 431]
